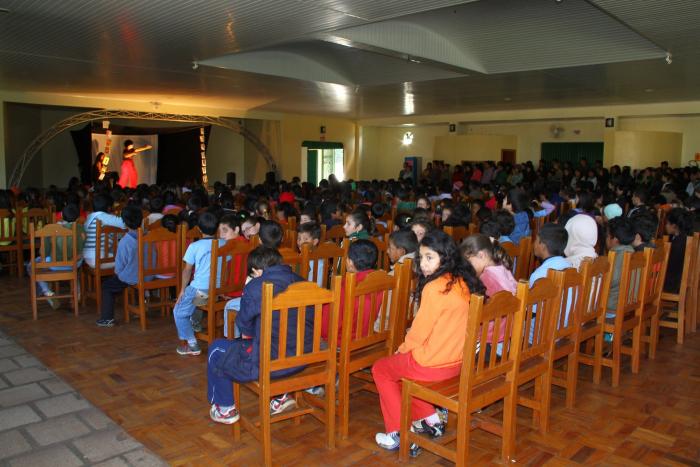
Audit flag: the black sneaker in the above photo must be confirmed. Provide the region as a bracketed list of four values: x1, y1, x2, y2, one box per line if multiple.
[411, 419, 445, 438]
[96, 319, 115, 327]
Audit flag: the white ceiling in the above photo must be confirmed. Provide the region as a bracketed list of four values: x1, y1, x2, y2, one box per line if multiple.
[0, 0, 699, 118]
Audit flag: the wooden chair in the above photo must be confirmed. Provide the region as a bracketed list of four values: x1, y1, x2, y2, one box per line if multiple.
[325, 224, 345, 246]
[501, 237, 532, 281]
[233, 278, 342, 467]
[601, 250, 648, 387]
[280, 243, 309, 277]
[179, 225, 202, 291]
[659, 235, 697, 344]
[306, 241, 348, 289]
[336, 265, 404, 438]
[391, 257, 417, 352]
[281, 228, 297, 250]
[547, 268, 585, 408]
[514, 277, 559, 433]
[0, 209, 23, 277]
[639, 243, 670, 359]
[29, 223, 81, 319]
[81, 221, 126, 315]
[575, 256, 613, 385]
[398, 284, 528, 464]
[197, 238, 256, 344]
[124, 226, 182, 330]
[443, 225, 469, 245]
[370, 234, 391, 272]
[689, 232, 700, 333]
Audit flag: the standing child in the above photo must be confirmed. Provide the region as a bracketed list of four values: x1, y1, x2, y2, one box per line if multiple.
[96, 205, 144, 327]
[173, 212, 221, 356]
[371, 230, 484, 452]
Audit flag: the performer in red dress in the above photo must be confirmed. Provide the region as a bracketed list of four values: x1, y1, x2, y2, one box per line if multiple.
[118, 139, 152, 189]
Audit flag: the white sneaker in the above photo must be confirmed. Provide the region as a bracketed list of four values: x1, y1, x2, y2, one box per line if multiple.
[270, 393, 297, 415]
[304, 385, 325, 397]
[375, 431, 400, 450]
[210, 404, 239, 424]
[44, 291, 60, 310]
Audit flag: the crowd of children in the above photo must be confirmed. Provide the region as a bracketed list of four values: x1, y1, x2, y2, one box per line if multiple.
[9, 157, 700, 456]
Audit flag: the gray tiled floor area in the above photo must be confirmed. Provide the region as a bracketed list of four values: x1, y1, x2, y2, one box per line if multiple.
[0, 329, 167, 467]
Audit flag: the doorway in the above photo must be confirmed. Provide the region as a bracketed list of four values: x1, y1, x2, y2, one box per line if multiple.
[301, 141, 344, 186]
[501, 149, 516, 164]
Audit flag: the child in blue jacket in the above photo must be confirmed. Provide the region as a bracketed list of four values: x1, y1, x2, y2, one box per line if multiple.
[206, 246, 314, 424]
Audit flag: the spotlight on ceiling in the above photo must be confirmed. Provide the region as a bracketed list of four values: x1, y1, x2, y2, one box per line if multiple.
[665, 52, 672, 65]
[402, 131, 414, 146]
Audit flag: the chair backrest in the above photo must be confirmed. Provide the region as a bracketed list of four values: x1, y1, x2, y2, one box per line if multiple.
[391, 258, 417, 351]
[306, 241, 348, 289]
[501, 237, 532, 281]
[521, 277, 559, 361]
[95, 221, 127, 268]
[464, 283, 528, 389]
[443, 225, 469, 245]
[258, 277, 342, 380]
[209, 238, 257, 297]
[24, 208, 51, 236]
[325, 225, 346, 246]
[611, 250, 648, 324]
[280, 244, 309, 277]
[668, 235, 695, 300]
[281, 228, 297, 250]
[531, 216, 546, 242]
[578, 255, 613, 328]
[339, 267, 402, 356]
[691, 232, 700, 300]
[0, 209, 19, 244]
[137, 226, 182, 282]
[547, 268, 585, 342]
[370, 234, 391, 272]
[642, 242, 670, 307]
[29, 223, 79, 270]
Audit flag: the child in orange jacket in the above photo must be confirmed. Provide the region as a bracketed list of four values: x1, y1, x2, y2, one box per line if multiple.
[372, 230, 485, 454]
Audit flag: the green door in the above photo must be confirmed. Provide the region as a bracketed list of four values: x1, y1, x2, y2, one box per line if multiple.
[307, 149, 318, 186]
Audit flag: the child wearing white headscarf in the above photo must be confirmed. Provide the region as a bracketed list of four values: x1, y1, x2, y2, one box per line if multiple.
[564, 214, 599, 270]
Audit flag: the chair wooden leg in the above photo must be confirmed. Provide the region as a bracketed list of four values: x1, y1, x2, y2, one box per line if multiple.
[649, 314, 660, 359]
[95, 274, 103, 315]
[80, 269, 86, 306]
[260, 391, 272, 467]
[232, 383, 241, 441]
[677, 301, 685, 344]
[611, 337, 621, 388]
[456, 410, 470, 467]
[338, 372, 349, 439]
[31, 278, 38, 320]
[17, 248, 24, 279]
[565, 351, 578, 408]
[398, 381, 412, 462]
[123, 289, 130, 323]
[325, 375, 336, 450]
[502, 391, 518, 462]
[532, 377, 542, 428]
[631, 323, 641, 374]
[593, 332, 603, 385]
[72, 279, 79, 317]
[540, 371, 552, 433]
[139, 292, 147, 331]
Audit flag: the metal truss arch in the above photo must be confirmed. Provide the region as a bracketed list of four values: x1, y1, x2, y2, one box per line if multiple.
[8, 109, 276, 187]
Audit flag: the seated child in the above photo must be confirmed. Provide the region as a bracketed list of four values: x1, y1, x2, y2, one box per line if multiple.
[259, 220, 284, 249]
[343, 210, 371, 241]
[605, 217, 636, 313]
[321, 239, 381, 346]
[206, 246, 312, 423]
[297, 222, 324, 287]
[299, 206, 317, 225]
[320, 200, 342, 230]
[372, 230, 484, 452]
[96, 205, 144, 327]
[172, 212, 221, 356]
[146, 196, 164, 225]
[493, 210, 516, 244]
[503, 189, 532, 245]
[83, 194, 126, 269]
[529, 223, 571, 287]
[27, 203, 86, 309]
[629, 209, 658, 251]
[663, 208, 694, 294]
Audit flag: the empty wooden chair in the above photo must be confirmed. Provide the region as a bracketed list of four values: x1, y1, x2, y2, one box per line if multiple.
[198, 238, 256, 344]
[0, 208, 23, 277]
[337, 265, 404, 438]
[547, 267, 585, 408]
[29, 223, 81, 319]
[399, 284, 528, 464]
[233, 278, 342, 467]
[81, 221, 126, 315]
[601, 250, 648, 387]
[575, 256, 613, 385]
[515, 276, 559, 433]
[501, 237, 532, 281]
[659, 235, 697, 344]
[124, 226, 182, 330]
[639, 243, 670, 359]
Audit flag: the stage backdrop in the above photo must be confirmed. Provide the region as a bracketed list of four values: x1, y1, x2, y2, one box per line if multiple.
[91, 133, 158, 185]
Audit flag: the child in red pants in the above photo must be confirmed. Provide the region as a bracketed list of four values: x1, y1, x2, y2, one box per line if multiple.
[372, 230, 485, 453]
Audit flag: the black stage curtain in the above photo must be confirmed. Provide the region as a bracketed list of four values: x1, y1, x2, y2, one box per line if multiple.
[71, 123, 211, 186]
[70, 124, 93, 184]
[157, 126, 211, 185]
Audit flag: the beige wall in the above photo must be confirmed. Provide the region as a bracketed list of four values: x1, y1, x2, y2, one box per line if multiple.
[279, 115, 357, 182]
[619, 116, 700, 165]
[435, 133, 518, 164]
[462, 119, 605, 162]
[609, 130, 683, 168]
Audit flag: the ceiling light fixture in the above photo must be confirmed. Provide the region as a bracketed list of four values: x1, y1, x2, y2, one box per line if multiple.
[504, 97, 512, 101]
[402, 132, 414, 146]
[665, 52, 672, 65]
[644, 88, 654, 93]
